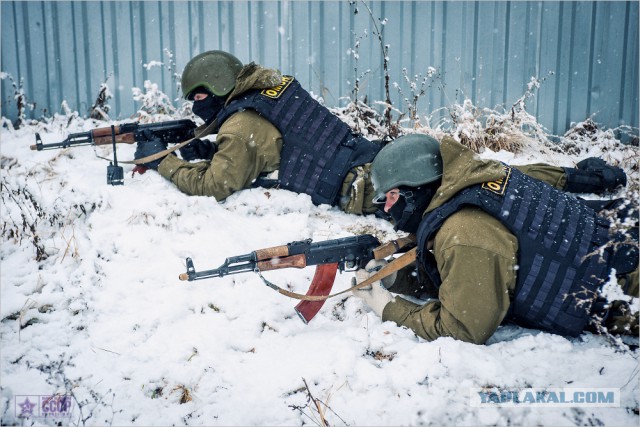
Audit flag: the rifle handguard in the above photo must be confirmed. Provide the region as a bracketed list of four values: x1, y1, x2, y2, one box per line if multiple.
[257, 254, 307, 271]
[254, 245, 290, 260]
[93, 134, 136, 146]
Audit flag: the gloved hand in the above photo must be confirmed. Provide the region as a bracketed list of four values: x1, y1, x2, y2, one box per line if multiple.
[352, 280, 393, 317]
[179, 138, 217, 161]
[564, 157, 627, 194]
[352, 259, 396, 317]
[355, 259, 397, 289]
[134, 130, 167, 170]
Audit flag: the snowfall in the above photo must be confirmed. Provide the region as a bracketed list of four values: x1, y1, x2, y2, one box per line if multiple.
[1, 88, 639, 427]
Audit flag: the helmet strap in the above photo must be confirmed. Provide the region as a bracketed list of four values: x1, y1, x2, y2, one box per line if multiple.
[396, 190, 416, 228]
[389, 185, 437, 233]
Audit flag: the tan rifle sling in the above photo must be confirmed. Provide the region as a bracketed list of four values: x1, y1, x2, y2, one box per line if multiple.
[260, 246, 418, 302]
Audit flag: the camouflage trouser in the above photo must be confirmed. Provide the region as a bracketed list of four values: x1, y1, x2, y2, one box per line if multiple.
[338, 164, 378, 215]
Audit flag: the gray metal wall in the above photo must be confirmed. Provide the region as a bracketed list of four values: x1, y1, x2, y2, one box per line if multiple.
[1, 1, 638, 136]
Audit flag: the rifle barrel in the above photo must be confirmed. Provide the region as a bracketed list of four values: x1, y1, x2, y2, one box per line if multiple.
[179, 257, 256, 281]
[179, 268, 225, 281]
[30, 132, 93, 151]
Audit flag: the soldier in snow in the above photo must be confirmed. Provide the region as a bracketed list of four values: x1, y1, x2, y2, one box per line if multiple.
[133, 50, 626, 217]
[134, 50, 381, 215]
[351, 134, 638, 344]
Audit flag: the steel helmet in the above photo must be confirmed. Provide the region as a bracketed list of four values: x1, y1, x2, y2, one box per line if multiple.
[181, 50, 244, 99]
[371, 134, 443, 201]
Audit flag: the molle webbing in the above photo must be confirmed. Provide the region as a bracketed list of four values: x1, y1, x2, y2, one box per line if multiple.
[270, 79, 348, 196]
[416, 166, 633, 336]
[216, 77, 380, 206]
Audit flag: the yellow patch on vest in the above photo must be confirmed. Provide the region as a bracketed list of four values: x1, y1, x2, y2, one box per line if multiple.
[260, 75, 294, 99]
[482, 166, 512, 195]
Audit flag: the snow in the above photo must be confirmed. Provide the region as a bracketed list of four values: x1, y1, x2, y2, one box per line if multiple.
[1, 107, 639, 426]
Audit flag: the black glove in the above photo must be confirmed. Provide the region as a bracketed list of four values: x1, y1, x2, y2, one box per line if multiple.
[179, 138, 217, 161]
[563, 157, 627, 194]
[134, 130, 167, 170]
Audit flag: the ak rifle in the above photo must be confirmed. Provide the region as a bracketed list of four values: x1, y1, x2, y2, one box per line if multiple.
[30, 119, 196, 151]
[179, 234, 416, 323]
[30, 119, 197, 185]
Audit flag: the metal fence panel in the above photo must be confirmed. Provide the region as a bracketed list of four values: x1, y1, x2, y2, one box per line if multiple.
[1, 1, 637, 136]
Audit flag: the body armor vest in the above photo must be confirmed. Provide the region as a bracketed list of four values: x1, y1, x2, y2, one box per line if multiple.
[215, 76, 381, 206]
[416, 166, 638, 336]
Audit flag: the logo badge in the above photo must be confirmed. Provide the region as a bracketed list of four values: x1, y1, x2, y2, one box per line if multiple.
[15, 395, 73, 419]
[482, 166, 511, 196]
[261, 75, 294, 99]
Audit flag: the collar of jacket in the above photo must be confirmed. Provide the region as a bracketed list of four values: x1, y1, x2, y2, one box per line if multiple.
[226, 62, 283, 104]
[426, 137, 508, 213]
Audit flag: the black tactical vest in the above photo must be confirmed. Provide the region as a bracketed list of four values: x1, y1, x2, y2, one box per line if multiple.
[215, 76, 381, 206]
[416, 166, 638, 337]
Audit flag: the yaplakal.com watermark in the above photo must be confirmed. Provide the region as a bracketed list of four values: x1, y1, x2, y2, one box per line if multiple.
[470, 387, 620, 407]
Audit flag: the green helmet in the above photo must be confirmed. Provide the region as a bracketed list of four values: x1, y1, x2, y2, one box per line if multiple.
[371, 134, 443, 201]
[181, 50, 244, 99]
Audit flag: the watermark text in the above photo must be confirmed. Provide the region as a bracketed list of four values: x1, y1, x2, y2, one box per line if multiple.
[470, 388, 620, 407]
[15, 395, 74, 419]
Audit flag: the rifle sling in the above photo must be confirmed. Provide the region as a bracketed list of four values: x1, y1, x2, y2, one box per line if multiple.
[373, 234, 416, 259]
[258, 247, 418, 301]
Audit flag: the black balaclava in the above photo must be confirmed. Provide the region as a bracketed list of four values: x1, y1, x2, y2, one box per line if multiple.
[387, 184, 438, 234]
[191, 89, 226, 124]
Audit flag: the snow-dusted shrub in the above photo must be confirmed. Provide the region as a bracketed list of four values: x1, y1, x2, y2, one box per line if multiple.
[89, 81, 113, 121]
[131, 80, 179, 122]
[1, 176, 54, 261]
[1, 72, 37, 129]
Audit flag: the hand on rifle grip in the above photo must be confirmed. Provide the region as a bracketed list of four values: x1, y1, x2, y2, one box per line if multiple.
[134, 132, 168, 171]
[355, 259, 397, 289]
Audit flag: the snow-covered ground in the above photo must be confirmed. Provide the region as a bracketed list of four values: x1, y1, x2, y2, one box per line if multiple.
[1, 107, 638, 426]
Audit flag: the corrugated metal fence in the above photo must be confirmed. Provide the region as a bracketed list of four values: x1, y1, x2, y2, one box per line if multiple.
[1, 1, 638, 136]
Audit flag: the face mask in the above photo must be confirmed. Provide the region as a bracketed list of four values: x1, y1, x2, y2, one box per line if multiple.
[388, 196, 420, 233]
[388, 187, 436, 234]
[192, 95, 225, 124]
